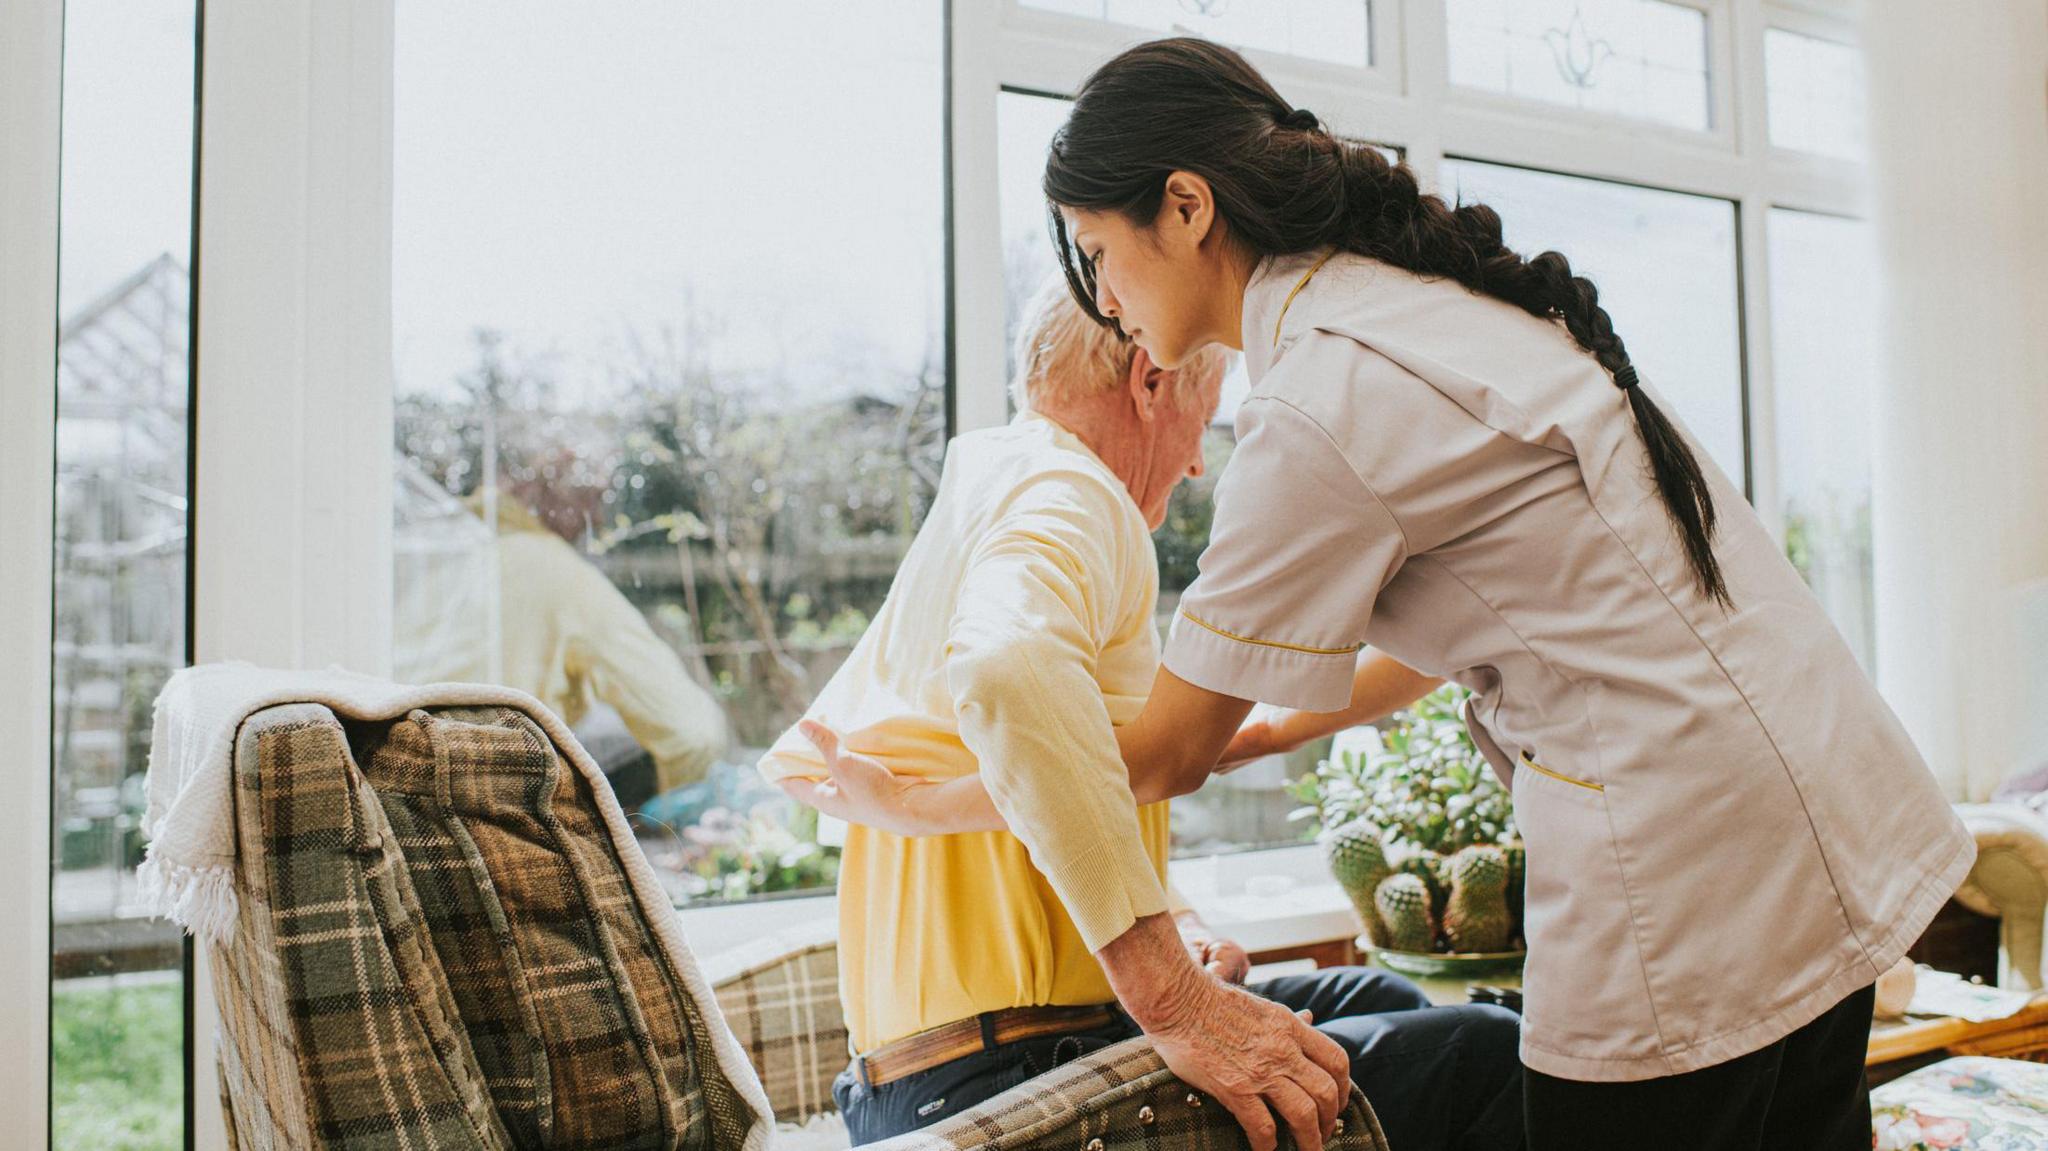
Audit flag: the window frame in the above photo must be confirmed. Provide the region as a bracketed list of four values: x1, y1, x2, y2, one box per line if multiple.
[4, 4, 1878, 1143]
[1760, 13, 1867, 164]
[1, 0, 65, 1143]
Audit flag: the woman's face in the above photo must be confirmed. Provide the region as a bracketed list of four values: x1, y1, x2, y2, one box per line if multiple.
[1062, 180, 1242, 369]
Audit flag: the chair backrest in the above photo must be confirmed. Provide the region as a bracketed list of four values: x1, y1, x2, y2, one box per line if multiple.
[211, 701, 768, 1150]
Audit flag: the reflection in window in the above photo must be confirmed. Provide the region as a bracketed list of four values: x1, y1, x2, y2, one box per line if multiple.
[1021, 0, 1373, 68]
[1446, 0, 1711, 131]
[1770, 209, 1877, 671]
[1441, 158, 1747, 488]
[51, 1, 195, 1147]
[392, 2, 945, 906]
[1766, 29, 1866, 161]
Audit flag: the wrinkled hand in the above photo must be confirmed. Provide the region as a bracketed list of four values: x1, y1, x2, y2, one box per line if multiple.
[794, 720, 945, 837]
[1146, 976, 1351, 1151]
[1197, 936, 1252, 985]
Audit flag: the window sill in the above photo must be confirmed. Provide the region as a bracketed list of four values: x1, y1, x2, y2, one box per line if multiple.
[678, 843, 1357, 968]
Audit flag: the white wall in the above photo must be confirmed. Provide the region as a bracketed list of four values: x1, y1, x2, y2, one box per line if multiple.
[1868, 0, 2048, 800]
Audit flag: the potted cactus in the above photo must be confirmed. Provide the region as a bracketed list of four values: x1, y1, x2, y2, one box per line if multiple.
[1290, 685, 1527, 978]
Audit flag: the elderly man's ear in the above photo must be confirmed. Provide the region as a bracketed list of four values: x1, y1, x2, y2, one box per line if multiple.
[1126, 347, 1171, 423]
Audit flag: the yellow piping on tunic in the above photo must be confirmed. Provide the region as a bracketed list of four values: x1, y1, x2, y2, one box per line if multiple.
[1178, 609, 1363, 657]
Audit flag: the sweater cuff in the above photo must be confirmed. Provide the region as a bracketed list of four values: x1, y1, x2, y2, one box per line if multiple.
[1043, 837, 1171, 954]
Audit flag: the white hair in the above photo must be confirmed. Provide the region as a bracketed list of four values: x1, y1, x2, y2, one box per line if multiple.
[1010, 274, 1226, 414]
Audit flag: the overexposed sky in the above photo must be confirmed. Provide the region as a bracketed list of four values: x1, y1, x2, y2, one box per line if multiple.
[393, 1, 945, 406]
[57, 0, 195, 319]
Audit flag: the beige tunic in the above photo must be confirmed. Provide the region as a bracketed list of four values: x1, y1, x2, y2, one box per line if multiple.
[1165, 249, 1975, 1081]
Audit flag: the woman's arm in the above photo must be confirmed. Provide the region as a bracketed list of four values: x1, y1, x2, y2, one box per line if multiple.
[1116, 666, 1255, 801]
[1218, 650, 1441, 768]
[784, 670, 1252, 836]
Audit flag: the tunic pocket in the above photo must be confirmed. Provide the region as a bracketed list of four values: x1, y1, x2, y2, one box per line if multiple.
[1511, 753, 1657, 1064]
[1519, 750, 1602, 792]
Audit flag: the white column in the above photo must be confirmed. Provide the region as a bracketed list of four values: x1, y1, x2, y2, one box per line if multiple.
[190, 1, 395, 1145]
[194, 0, 395, 675]
[0, 1, 63, 1143]
[1868, 1, 2048, 800]
[951, 0, 1010, 432]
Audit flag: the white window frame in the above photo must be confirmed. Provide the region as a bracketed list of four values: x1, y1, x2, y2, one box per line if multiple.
[1, 0, 65, 1142]
[32, 4, 1872, 1143]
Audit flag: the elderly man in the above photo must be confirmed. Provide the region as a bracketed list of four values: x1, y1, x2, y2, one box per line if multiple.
[758, 281, 1522, 1151]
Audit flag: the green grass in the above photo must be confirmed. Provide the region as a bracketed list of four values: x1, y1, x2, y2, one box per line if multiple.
[51, 976, 183, 1151]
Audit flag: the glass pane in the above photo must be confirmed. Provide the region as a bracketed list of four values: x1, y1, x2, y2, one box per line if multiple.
[51, 0, 195, 1147]
[1446, 0, 1711, 131]
[1000, 90, 1411, 857]
[392, 2, 945, 906]
[1021, 0, 1373, 69]
[1441, 159, 1747, 487]
[1769, 209, 1877, 671]
[1766, 28, 1867, 161]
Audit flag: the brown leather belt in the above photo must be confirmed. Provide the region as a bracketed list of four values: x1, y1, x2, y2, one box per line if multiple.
[856, 1003, 1121, 1089]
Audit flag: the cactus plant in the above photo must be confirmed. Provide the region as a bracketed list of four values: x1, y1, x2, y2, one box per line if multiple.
[1293, 685, 1529, 955]
[1443, 845, 1514, 954]
[1323, 818, 1394, 947]
[1374, 873, 1438, 953]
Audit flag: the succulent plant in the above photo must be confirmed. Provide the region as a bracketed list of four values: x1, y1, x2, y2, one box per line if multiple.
[1374, 873, 1438, 953]
[1322, 818, 1394, 947]
[1443, 845, 1514, 954]
[1289, 685, 1516, 856]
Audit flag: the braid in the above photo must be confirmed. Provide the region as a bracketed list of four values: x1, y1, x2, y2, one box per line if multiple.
[1317, 135, 1730, 609]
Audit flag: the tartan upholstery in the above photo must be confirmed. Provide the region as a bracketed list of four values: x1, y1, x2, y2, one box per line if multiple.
[211, 701, 764, 1150]
[709, 934, 1393, 1151]
[865, 1034, 1391, 1151]
[219, 704, 510, 1150]
[352, 706, 751, 1150]
[710, 932, 847, 1123]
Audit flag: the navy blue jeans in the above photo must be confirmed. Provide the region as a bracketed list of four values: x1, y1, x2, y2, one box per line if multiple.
[834, 966, 1526, 1150]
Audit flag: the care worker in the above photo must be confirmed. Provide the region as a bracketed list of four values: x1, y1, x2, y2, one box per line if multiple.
[800, 37, 1975, 1151]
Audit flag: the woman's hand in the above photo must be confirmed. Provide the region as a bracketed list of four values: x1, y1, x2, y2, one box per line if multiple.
[1216, 705, 1300, 769]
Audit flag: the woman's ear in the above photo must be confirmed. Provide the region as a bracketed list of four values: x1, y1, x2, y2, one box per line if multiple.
[1159, 170, 1217, 247]
[1127, 347, 1168, 422]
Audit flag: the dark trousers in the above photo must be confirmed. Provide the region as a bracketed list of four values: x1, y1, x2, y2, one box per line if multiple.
[1523, 983, 1876, 1151]
[834, 966, 1526, 1150]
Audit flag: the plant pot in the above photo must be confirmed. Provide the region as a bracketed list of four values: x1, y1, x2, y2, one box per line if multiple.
[1360, 942, 1527, 982]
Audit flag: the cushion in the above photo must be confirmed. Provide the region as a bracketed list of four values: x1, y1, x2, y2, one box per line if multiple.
[1873, 1055, 2048, 1150]
[224, 705, 508, 1150]
[351, 706, 753, 1149]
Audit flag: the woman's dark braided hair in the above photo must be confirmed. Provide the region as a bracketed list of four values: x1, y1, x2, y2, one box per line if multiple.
[1045, 37, 1731, 609]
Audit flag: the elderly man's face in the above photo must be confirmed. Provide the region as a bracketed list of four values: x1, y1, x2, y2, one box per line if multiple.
[1127, 361, 1223, 531]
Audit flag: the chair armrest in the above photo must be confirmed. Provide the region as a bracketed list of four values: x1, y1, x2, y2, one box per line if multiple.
[865, 1034, 1388, 1151]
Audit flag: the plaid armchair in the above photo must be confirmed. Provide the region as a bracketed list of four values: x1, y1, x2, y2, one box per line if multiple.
[205, 694, 1389, 1150]
[209, 701, 771, 1150]
[711, 928, 1394, 1151]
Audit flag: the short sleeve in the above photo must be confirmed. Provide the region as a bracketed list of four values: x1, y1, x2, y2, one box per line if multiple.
[1164, 395, 1406, 713]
